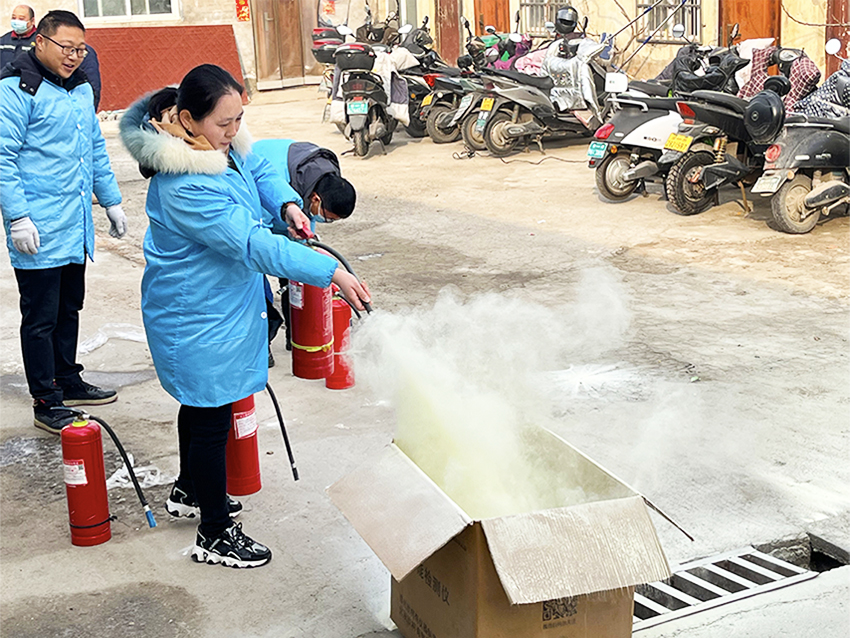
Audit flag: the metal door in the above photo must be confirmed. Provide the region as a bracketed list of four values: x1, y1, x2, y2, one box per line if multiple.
[719, 0, 780, 46]
[473, 0, 509, 34]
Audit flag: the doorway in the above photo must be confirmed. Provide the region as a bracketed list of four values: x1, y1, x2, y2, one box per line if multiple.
[252, 0, 307, 89]
[718, 0, 780, 46]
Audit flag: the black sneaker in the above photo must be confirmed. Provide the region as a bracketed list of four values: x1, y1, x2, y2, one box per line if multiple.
[165, 484, 242, 519]
[33, 399, 80, 434]
[60, 381, 118, 407]
[191, 522, 271, 568]
[268, 347, 275, 368]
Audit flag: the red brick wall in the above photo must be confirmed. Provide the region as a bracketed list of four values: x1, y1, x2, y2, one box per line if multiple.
[85, 25, 247, 112]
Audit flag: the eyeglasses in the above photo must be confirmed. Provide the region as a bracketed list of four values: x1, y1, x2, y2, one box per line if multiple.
[41, 34, 88, 59]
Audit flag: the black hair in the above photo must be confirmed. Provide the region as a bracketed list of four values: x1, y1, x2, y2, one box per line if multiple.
[147, 86, 178, 120]
[17, 5, 35, 20]
[177, 64, 244, 122]
[314, 174, 356, 219]
[36, 10, 84, 37]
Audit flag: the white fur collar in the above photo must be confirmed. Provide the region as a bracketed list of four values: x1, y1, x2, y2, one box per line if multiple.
[120, 94, 253, 176]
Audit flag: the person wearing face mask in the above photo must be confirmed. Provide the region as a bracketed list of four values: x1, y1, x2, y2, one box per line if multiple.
[251, 138, 357, 363]
[119, 64, 371, 568]
[0, 5, 36, 70]
[0, 10, 127, 434]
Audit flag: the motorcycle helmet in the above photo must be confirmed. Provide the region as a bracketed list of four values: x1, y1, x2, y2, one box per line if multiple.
[555, 6, 579, 35]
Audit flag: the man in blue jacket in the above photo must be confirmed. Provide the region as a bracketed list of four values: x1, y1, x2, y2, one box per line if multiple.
[252, 139, 356, 363]
[0, 10, 127, 434]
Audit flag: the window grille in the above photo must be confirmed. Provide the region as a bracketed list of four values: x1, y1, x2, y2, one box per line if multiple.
[636, 0, 701, 43]
[81, 0, 178, 20]
[519, 0, 556, 37]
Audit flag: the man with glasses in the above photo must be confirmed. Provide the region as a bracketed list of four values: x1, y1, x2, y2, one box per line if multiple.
[252, 139, 357, 365]
[0, 10, 127, 433]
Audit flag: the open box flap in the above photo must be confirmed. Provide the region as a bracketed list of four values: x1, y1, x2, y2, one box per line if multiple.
[481, 495, 671, 604]
[327, 443, 472, 581]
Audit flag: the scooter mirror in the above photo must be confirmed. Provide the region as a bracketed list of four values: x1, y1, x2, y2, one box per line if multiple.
[462, 17, 469, 29]
[671, 23, 686, 39]
[337, 25, 354, 36]
[729, 23, 740, 41]
[544, 21, 555, 33]
[509, 32, 522, 43]
[485, 47, 499, 62]
[398, 23, 413, 35]
[604, 72, 629, 94]
[826, 38, 842, 56]
[485, 25, 496, 34]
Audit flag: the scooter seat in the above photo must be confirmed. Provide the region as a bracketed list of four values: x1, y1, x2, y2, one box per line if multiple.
[785, 114, 850, 135]
[487, 68, 555, 91]
[691, 90, 749, 114]
[627, 80, 670, 97]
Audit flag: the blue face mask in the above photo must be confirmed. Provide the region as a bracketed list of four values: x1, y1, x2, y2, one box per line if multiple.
[11, 19, 29, 34]
[313, 214, 332, 224]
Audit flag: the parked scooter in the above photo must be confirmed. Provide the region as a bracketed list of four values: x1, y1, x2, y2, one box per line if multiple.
[750, 40, 850, 233]
[478, 15, 610, 156]
[333, 31, 397, 157]
[661, 46, 818, 215]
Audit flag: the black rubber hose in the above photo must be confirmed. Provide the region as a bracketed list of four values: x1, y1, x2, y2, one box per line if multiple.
[265, 383, 299, 481]
[89, 415, 157, 528]
[307, 239, 373, 314]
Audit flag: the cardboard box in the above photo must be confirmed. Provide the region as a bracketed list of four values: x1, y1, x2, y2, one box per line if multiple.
[328, 428, 671, 638]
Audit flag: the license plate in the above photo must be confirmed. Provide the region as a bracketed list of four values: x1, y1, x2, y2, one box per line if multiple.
[752, 171, 786, 195]
[450, 94, 474, 125]
[663, 133, 693, 153]
[587, 141, 608, 159]
[346, 100, 368, 115]
[480, 97, 495, 111]
[474, 111, 489, 133]
[421, 93, 433, 107]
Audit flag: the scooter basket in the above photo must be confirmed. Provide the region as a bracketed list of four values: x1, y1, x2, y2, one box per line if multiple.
[334, 44, 376, 71]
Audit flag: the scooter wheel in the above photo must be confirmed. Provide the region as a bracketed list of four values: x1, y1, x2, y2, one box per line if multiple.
[426, 104, 462, 144]
[666, 150, 716, 215]
[595, 152, 638, 202]
[352, 129, 369, 157]
[460, 112, 487, 152]
[771, 173, 819, 234]
[483, 111, 519, 157]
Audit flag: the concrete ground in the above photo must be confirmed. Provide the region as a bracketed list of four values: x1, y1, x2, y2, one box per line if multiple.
[1, 86, 848, 637]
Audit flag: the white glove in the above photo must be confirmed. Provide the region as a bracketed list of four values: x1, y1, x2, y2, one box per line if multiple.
[105, 205, 127, 238]
[10, 217, 40, 255]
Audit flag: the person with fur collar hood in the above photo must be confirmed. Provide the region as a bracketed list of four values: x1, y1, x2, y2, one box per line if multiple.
[120, 64, 370, 569]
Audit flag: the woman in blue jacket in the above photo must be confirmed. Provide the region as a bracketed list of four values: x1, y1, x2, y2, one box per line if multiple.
[120, 65, 370, 568]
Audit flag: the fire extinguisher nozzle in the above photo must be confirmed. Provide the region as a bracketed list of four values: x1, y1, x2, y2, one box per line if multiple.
[144, 505, 157, 528]
[292, 466, 300, 481]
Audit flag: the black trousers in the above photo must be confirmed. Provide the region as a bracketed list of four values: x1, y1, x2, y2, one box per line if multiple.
[175, 403, 233, 538]
[14, 263, 86, 403]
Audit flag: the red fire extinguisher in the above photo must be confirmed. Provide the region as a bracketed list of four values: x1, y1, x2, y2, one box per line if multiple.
[226, 395, 262, 496]
[326, 294, 354, 390]
[62, 418, 112, 546]
[61, 415, 156, 547]
[289, 280, 334, 379]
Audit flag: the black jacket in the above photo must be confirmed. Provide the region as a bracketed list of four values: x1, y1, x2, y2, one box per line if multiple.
[0, 48, 89, 96]
[0, 28, 36, 71]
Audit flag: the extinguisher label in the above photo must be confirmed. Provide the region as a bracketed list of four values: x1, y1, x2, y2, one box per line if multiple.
[234, 409, 258, 440]
[64, 459, 88, 486]
[289, 281, 304, 310]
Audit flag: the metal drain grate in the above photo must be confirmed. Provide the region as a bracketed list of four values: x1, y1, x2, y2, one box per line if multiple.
[633, 546, 817, 631]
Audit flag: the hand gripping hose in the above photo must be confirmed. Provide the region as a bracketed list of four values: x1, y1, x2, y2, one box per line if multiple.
[307, 239, 373, 316]
[88, 415, 157, 528]
[265, 383, 299, 481]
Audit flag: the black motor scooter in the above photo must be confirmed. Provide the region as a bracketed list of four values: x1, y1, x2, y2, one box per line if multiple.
[750, 40, 850, 233]
[334, 38, 396, 157]
[661, 47, 815, 215]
